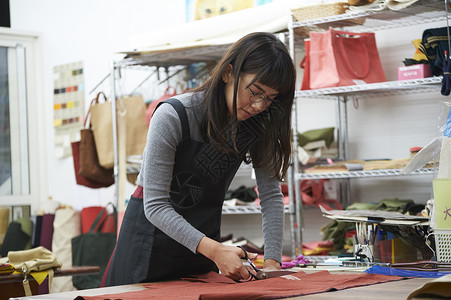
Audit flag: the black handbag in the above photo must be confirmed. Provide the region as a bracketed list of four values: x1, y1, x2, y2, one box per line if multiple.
[419, 26, 450, 76]
[71, 203, 117, 289]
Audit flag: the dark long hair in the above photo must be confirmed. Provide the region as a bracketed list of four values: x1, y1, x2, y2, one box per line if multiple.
[195, 32, 296, 181]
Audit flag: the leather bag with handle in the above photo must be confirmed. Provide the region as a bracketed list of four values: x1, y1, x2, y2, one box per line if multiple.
[71, 141, 112, 189]
[78, 97, 114, 186]
[309, 28, 386, 89]
[90, 92, 148, 168]
[71, 203, 117, 289]
[6, 246, 62, 296]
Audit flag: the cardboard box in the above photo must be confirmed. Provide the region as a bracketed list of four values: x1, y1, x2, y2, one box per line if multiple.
[397, 64, 432, 81]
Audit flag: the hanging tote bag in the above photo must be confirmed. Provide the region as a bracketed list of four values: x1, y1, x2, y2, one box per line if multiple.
[117, 94, 149, 158]
[90, 92, 115, 168]
[71, 203, 117, 290]
[78, 98, 114, 186]
[90, 92, 148, 168]
[309, 28, 386, 89]
[71, 141, 113, 189]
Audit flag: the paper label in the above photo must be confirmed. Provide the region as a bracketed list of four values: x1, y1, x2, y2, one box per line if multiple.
[352, 80, 367, 85]
[433, 178, 451, 229]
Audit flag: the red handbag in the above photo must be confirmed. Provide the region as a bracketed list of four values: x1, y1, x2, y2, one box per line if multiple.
[81, 206, 116, 234]
[309, 28, 386, 89]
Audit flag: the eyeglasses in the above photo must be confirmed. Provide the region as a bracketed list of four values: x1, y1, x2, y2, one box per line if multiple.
[247, 87, 276, 107]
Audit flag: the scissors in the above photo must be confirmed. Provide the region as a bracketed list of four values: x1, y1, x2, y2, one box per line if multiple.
[237, 246, 268, 280]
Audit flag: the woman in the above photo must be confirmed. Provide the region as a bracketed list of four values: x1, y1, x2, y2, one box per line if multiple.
[105, 32, 296, 285]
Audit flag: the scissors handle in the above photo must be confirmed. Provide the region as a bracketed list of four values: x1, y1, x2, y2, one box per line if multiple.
[237, 246, 260, 273]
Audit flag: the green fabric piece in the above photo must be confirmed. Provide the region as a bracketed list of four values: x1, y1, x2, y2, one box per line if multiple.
[346, 202, 377, 211]
[374, 198, 414, 212]
[403, 58, 428, 66]
[297, 127, 335, 148]
[15, 218, 34, 250]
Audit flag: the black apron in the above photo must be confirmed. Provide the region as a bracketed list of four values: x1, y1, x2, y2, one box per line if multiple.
[105, 98, 247, 285]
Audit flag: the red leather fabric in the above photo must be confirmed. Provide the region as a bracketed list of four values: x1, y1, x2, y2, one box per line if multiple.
[76, 270, 404, 300]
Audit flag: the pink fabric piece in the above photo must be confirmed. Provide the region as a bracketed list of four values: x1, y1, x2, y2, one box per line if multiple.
[75, 270, 404, 300]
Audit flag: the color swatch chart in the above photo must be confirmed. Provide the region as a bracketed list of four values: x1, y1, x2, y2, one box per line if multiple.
[53, 61, 84, 158]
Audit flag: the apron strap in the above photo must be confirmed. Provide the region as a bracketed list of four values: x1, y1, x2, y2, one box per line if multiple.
[156, 98, 190, 142]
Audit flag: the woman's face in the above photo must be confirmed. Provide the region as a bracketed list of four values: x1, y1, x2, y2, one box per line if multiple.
[222, 66, 279, 121]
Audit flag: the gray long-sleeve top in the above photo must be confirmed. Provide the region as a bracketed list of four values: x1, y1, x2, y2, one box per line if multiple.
[136, 92, 285, 263]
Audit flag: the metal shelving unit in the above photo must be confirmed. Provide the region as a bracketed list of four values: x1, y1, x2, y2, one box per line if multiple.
[287, 0, 443, 255]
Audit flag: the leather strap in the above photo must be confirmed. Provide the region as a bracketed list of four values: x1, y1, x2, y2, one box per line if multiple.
[133, 185, 144, 198]
[21, 269, 55, 296]
[22, 275, 31, 296]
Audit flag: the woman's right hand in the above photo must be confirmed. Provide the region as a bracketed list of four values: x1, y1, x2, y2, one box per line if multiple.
[197, 236, 254, 281]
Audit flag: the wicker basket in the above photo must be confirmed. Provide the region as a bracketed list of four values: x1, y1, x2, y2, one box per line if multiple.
[291, 2, 366, 38]
[292, 2, 350, 21]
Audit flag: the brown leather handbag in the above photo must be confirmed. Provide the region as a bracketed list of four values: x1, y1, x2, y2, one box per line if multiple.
[71, 97, 114, 188]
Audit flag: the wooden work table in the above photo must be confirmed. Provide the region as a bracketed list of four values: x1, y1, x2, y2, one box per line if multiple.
[10, 267, 432, 300]
[0, 266, 100, 300]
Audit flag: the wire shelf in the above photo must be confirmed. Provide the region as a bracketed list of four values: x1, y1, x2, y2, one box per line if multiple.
[295, 77, 442, 98]
[296, 167, 434, 180]
[222, 205, 290, 214]
[118, 44, 232, 68]
[292, 0, 445, 37]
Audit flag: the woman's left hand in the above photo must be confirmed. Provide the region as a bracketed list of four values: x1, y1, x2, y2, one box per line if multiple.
[262, 258, 280, 271]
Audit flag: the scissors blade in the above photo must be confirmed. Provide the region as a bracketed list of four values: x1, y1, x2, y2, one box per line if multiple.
[256, 270, 297, 280]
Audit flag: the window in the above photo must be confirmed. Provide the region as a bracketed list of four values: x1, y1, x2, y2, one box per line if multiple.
[0, 46, 11, 195]
[0, 29, 46, 210]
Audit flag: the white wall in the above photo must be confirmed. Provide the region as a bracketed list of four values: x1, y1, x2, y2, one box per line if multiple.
[10, 0, 187, 211]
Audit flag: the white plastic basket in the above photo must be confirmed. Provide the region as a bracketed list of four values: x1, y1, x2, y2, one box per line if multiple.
[435, 230, 451, 262]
